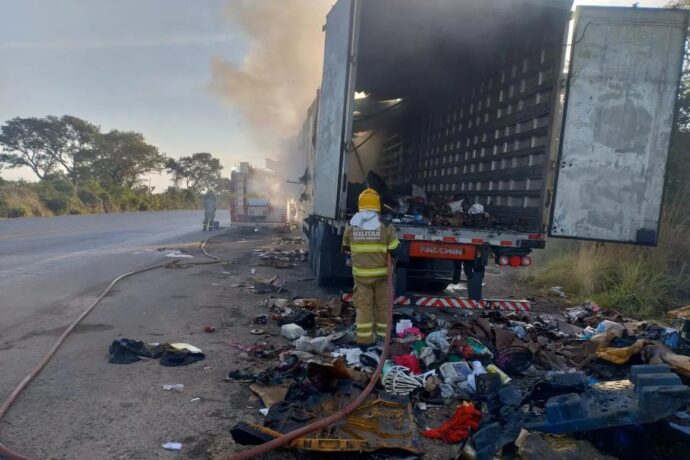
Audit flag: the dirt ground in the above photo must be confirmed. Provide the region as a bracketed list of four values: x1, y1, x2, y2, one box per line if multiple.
[0, 227, 562, 460]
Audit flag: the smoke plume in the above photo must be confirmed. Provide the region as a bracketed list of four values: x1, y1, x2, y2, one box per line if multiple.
[210, 0, 332, 158]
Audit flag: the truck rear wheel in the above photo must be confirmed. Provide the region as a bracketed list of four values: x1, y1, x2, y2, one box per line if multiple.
[308, 221, 353, 287]
[314, 222, 339, 286]
[466, 264, 485, 301]
[307, 225, 315, 270]
[313, 222, 327, 286]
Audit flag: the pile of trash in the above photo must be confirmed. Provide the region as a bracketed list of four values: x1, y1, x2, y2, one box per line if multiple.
[347, 172, 494, 229]
[253, 248, 308, 269]
[228, 299, 690, 458]
[266, 296, 350, 337]
[234, 275, 287, 294]
[108, 339, 205, 367]
[275, 236, 303, 245]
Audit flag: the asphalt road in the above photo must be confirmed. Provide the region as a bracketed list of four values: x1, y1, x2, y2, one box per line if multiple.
[0, 215, 275, 459]
[0, 210, 222, 334]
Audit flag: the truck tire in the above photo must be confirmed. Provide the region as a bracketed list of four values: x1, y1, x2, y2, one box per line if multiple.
[314, 222, 331, 286]
[425, 281, 451, 293]
[452, 261, 463, 284]
[307, 225, 316, 270]
[467, 265, 485, 301]
[394, 266, 407, 296]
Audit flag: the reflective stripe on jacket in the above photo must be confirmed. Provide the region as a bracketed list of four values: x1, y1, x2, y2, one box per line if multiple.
[343, 221, 399, 278]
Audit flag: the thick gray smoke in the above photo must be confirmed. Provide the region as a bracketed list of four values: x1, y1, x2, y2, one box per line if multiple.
[209, 0, 332, 158]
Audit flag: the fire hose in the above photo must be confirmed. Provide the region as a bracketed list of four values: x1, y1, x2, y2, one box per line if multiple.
[0, 234, 222, 460]
[0, 235, 393, 460]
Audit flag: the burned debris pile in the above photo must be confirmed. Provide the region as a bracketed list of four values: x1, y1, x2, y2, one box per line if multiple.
[227, 290, 690, 458]
[348, 172, 495, 229]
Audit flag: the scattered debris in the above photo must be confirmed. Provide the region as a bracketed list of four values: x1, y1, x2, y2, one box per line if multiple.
[249, 383, 289, 407]
[281, 324, 305, 340]
[294, 336, 330, 354]
[161, 442, 183, 451]
[164, 250, 194, 259]
[332, 347, 363, 365]
[108, 339, 165, 364]
[253, 314, 269, 325]
[160, 349, 205, 367]
[422, 403, 482, 443]
[224, 286, 690, 459]
[170, 343, 202, 353]
[162, 384, 184, 392]
[254, 248, 308, 269]
[277, 310, 315, 329]
[197, 236, 689, 459]
[549, 286, 567, 298]
[382, 365, 425, 395]
[514, 429, 616, 460]
[109, 339, 205, 367]
[238, 276, 287, 294]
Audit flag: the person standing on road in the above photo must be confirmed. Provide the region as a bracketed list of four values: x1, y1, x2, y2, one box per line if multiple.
[342, 188, 399, 347]
[202, 190, 217, 232]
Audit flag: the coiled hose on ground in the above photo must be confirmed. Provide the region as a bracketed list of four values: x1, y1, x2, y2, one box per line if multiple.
[0, 235, 393, 460]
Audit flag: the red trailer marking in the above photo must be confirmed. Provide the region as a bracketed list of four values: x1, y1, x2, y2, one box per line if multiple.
[409, 242, 476, 260]
[341, 293, 530, 311]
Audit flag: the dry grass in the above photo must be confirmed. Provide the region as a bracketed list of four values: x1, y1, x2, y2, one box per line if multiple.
[523, 191, 690, 318]
[0, 183, 51, 217]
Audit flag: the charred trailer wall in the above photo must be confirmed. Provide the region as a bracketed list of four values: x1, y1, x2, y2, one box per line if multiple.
[355, 0, 572, 233]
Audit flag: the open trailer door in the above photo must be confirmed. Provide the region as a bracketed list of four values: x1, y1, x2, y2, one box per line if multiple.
[312, 0, 359, 219]
[549, 6, 688, 245]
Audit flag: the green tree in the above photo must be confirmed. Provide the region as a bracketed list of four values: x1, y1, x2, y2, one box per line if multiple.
[664, 1, 690, 198]
[166, 152, 223, 192]
[0, 117, 61, 179]
[0, 115, 100, 183]
[90, 130, 166, 187]
[50, 115, 101, 184]
[214, 176, 232, 192]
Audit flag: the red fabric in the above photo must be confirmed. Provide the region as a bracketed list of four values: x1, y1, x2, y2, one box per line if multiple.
[392, 354, 422, 374]
[399, 326, 424, 338]
[422, 403, 482, 443]
[458, 345, 474, 359]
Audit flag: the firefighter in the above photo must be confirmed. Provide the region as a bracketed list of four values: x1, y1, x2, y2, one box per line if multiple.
[202, 190, 217, 231]
[342, 188, 399, 347]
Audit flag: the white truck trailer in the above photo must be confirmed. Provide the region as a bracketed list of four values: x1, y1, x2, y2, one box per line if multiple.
[301, 0, 688, 300]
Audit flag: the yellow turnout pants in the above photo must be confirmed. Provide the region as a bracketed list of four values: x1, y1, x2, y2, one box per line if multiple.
[353, 275, 389, 345]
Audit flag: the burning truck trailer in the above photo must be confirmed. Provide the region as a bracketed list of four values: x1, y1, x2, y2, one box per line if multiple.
[301, 0, 687, 302]
[230, 162, 288, 226]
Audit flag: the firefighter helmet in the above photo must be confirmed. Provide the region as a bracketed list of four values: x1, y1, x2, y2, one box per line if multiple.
[358, 188, 381, 212]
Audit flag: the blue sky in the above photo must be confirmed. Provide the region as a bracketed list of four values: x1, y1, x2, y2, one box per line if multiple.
[0, 0, 254, 187]
[0, 0, 669, 188]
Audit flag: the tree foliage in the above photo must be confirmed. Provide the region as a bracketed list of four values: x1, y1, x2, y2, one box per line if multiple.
[0, 114, 227, 217]
[50, 115, 100, 183]
[0, 116, 165, 187]
[662, 0, 690, 199]
[0, 117, 61, 179]
[166, 152, 223, 192]
[89, 130, 166, 187]
[214, 176, 233, 192]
